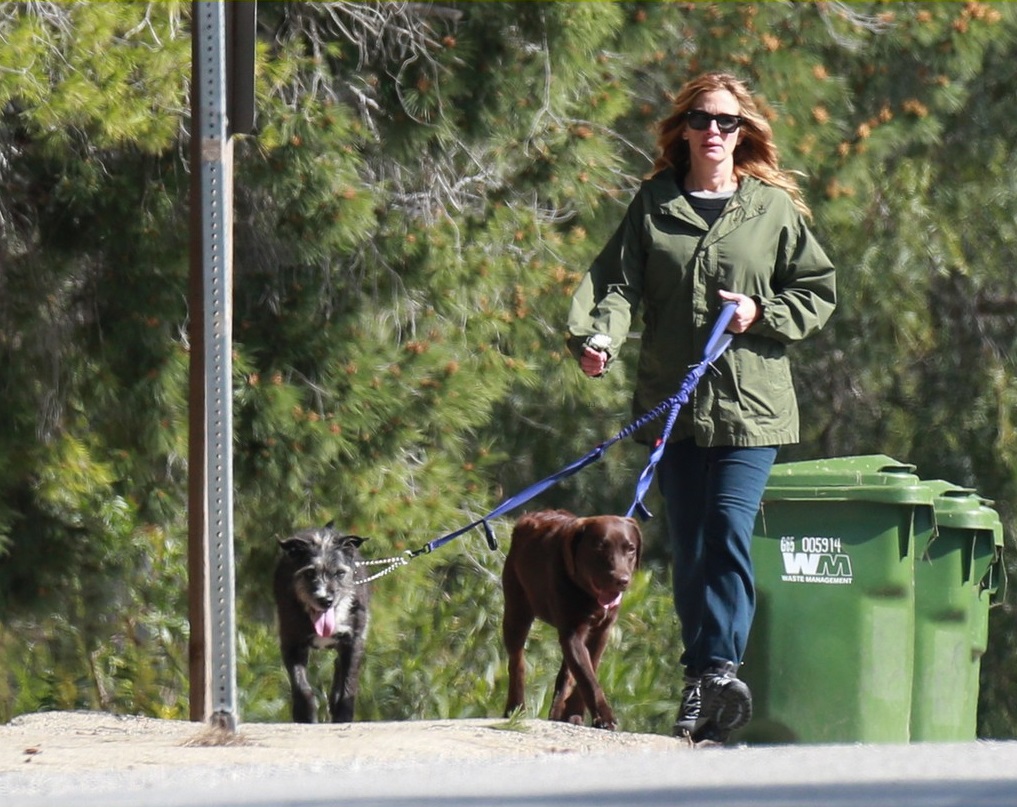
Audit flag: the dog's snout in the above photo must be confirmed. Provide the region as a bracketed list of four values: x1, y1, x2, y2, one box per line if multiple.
[310, 577, 334, 602]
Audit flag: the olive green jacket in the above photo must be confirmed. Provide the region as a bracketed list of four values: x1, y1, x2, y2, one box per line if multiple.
[567, 173, 836, 447]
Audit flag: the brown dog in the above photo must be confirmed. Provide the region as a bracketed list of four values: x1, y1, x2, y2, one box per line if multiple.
[502, 510, 642, 730]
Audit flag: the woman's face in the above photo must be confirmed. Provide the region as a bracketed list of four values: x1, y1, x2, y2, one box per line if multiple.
[684, 89, 743, 171]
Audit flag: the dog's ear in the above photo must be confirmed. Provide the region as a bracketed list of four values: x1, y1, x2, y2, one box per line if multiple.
[623, 517, 643, 569]
[340, 534, 368, 549]
[279, 535, 312, 560]
[562, 520, 582, 581]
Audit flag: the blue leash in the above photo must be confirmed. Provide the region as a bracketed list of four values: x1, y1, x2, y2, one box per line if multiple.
[626, 301, 736, 520]
[406, 302, 738, 557]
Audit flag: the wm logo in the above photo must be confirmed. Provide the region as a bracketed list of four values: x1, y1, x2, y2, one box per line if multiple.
[781, 552, 853, 578]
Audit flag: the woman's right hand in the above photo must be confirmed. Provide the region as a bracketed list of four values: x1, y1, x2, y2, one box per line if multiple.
[580, 346, 609, 377]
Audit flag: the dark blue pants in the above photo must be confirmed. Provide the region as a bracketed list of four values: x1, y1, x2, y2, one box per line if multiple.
[657, 438, 777, 677]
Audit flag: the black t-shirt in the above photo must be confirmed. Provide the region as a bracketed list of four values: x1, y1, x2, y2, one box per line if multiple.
[682, 189, 733, 227]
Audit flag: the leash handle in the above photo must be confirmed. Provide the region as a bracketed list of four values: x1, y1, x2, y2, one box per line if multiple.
[704, 301, 737, 363]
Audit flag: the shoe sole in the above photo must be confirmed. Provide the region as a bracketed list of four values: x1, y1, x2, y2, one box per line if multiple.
[712, 680, 752, 731]
[692, 678, 752, 743]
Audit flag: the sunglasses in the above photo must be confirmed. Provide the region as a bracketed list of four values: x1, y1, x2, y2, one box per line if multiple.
[685, 110, 744, 134]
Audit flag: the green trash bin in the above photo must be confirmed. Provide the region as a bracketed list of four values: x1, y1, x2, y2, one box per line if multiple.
[910, 481, 1004, 741]
[738, 455, 936, 744]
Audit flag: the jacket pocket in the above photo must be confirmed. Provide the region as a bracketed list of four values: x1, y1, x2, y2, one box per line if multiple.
[729, 335, 795, 423]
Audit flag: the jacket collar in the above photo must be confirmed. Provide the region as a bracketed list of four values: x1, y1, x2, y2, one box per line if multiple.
[648, 171, 766, 229]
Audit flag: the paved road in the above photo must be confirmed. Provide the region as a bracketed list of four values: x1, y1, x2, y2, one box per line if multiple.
[6, 739, 1017, 807]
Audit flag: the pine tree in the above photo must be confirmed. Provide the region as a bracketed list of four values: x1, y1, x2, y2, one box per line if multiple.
[1, 2, 1016, 735]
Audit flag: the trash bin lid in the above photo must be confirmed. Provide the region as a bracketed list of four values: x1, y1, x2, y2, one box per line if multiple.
[763, 455, 936, 505]
[923, 479, 1004, 543]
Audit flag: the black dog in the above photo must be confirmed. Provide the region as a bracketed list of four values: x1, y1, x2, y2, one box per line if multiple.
[273, 524, 370, 723]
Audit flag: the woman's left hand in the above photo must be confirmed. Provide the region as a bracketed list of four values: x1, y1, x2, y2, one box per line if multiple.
[718, 290, 760, 334]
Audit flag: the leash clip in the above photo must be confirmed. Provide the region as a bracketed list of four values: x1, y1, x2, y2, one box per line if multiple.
[481, 519, 499, 551]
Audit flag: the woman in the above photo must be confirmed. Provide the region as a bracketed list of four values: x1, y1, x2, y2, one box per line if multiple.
[566, 72, 836, 743]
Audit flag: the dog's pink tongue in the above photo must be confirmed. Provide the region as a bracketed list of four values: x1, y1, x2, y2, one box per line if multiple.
[314, 608, 336, 638]
[599, 592, 623, 609]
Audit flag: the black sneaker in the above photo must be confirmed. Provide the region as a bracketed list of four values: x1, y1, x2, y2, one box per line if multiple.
[672, 675, 701, 737]
[691, 661, 752, 744]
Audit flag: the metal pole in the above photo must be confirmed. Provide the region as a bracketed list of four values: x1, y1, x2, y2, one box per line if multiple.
[187, 0, 210, 725]
[189, 0, 237, 730]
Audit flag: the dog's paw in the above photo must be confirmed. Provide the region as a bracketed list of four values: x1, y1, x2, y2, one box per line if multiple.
[566, 714, 585, 726]
[592, 715, 617, 731]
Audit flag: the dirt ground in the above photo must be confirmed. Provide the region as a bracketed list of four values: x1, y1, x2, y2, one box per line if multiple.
[9, 711, 1017, 807]
[0, 710, 688, 777]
